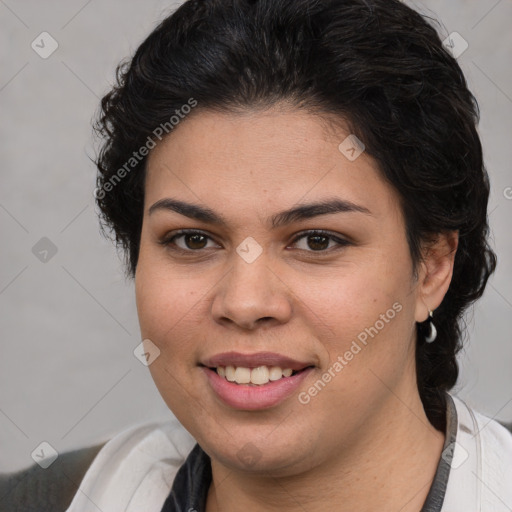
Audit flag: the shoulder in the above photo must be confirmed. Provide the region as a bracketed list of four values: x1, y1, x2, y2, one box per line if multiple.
[0, 443, 105, 512]
[450, 393, 512, 461]
[442, 393, 512, 511]
[0, 420, 196, 512]
[64, 420, 196, 511]
[451, 393, 512, 442]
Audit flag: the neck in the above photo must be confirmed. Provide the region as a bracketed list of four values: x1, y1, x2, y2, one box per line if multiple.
[205, 386, 445, 512]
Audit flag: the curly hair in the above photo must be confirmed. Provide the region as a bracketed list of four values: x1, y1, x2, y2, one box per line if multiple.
[93, 0, 497, 431]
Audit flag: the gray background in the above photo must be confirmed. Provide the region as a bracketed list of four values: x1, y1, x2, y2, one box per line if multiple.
[1, 0, 511, 472]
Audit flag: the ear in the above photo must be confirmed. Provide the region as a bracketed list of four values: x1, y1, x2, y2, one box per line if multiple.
[414, 230, 459, 323]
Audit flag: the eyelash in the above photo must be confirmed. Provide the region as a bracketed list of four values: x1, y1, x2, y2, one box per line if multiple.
[158, 229, 351, 255]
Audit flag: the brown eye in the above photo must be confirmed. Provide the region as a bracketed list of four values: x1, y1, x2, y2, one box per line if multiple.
[182, 233, 208, 250]
[305, 234, 330, 251]
[159, 230, 219, 252]
[291, 230, 351, 253]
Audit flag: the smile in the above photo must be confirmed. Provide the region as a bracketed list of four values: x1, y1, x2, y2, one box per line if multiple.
[201, 366, 314, 410]
[215, 365, 299, 385]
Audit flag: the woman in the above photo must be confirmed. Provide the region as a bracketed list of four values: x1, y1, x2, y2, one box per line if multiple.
[2, 0, 511, 511]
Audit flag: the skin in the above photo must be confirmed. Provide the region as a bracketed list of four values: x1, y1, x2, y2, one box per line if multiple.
[135, 105, 459, 512]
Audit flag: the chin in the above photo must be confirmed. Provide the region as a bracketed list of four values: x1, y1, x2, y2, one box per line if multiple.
[197, 420, 319, 476]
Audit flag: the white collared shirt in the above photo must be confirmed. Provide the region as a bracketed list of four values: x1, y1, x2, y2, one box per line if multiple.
[65, 393, 512, 512]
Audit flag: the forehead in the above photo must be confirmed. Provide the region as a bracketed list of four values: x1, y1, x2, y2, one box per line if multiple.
[143, 107, 402, 224]
[147, 106, 347, 170]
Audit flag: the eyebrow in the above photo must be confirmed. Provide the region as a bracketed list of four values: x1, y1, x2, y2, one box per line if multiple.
[148, 197, 372, 228]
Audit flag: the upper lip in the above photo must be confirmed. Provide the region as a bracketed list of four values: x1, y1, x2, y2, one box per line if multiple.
[201, 351, 314, 371]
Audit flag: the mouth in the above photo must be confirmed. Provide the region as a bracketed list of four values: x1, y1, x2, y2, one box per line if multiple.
[202, 364, 313, 386]
[200, 351, 315, 386]
[200, 365, 315, 410]
[199, 351, 316, 410]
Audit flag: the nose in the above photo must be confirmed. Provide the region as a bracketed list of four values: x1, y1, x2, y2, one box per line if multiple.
[211, 255, 293, 331]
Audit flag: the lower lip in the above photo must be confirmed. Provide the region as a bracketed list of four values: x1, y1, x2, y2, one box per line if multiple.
[201, 366, 314, 410]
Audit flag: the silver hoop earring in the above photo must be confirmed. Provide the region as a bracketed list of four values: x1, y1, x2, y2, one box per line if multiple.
[425, 310, 437, 343]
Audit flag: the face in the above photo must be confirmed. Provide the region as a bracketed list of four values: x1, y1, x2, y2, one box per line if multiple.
[135, 106, 427, 476]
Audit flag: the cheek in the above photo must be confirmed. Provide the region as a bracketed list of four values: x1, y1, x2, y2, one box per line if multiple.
[299, 259, 409, 333]
[135, 260, 208, 417]
[135, 252, 204, 364]
[136, 237, 197, 325]
[292, 275, 414, 433]
[294, 253, 415, 383]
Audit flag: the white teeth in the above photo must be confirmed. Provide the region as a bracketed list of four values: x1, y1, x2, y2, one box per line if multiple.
[216, 365, 296, 385]
[225, 365, 236, 381]
[269, 366, 284, 381]
[250, 366, 269, 385]
[234, 367, 251, 384]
